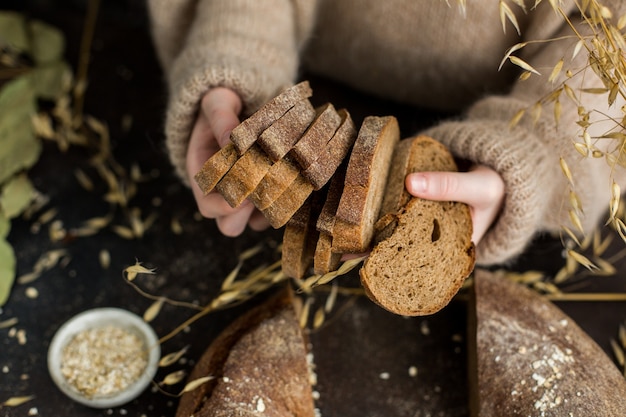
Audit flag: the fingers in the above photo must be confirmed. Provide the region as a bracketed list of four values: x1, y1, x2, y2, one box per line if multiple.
[405, 165, 505, 244]
[216, 202, 255, 237]
[200, 87, 242, 147]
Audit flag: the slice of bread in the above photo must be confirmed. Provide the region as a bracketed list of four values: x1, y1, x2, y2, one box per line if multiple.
[229, 81, 313, 155]
[359, 135, 475, 316]
[332, 116, 400, 253]
[301, 109, 357, 191]
[257, 99, 316, 162]
[291, 103, 342, 170]
[312, 162, 347, 275]
[249, 157, 301, 210]
[282, 194, 324, 279]
[262, 174, 314, 229]
[193, 143, 238, 195]
[469, 269, 626, 416]
[174, 287, 315, 417]
[215, 144, 272, 208]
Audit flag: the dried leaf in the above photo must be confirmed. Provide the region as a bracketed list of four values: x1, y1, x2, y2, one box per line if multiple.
[548, 59, 564, 83]
[74, 168, 94, 191]
[143, 298, 164, 322]
[159, 346, 189, 367]
[499, 42, 528, 71]
[2, 395, 35, 407]
[325, 282, 338, 313]
[0, 12, 29, 51]
[313, 307, 325, 329]
[161, 370, 186, 386]
[0, 238, 16, 306]
[509, 108, 525, 129]
[611, 339, 625, 366]
[509, 56, 540, 75]
[180, 376, 214, 394]
[0, 174, 35, 219]
[99, 249, 110, 269]
[29, 19, 65, 64]
[124, 261, 156, 281]
[112, 225, 135, 239]
[0, 317, 18, 329]
[567, 249, 597, 270]
[499, 1, 521, 35]
[559, 157, 574, 185]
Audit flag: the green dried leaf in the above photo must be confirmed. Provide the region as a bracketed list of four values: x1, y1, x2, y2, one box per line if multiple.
[0, 11, 29, 52]
[29, 19, 65, 64]
[1, 174, 35, 219]
[0, 125, 40, 185]
[27, 61, 71, 100]
[0, 213, 9, 239]
[0, 77, 36, 114]
[0, 238, 16, 306]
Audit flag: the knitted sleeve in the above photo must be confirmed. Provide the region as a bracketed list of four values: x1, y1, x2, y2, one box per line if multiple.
[422, 4, 626, 266]
[147, 0, 318, 183]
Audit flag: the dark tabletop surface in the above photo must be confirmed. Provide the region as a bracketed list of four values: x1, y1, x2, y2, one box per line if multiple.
[0, 2, 624, 417]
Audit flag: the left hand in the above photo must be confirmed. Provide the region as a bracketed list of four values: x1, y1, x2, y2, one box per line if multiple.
[405, 165, 505, 244]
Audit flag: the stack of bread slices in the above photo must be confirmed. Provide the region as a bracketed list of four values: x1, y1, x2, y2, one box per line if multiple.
[195, 81, 476, 317]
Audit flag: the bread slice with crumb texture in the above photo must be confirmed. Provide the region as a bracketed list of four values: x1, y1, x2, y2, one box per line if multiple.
[257, 99, 316, 162]
[193, 143, 238, 195]
[215, 144, 272, 208]
[262, 174, 314, 229]
[249, 157, 301, 210]
[229, 81, 313, 155]
[291, 103, 342, 170]
[360, 135, 475, 316]
[332, 116, 400, 253]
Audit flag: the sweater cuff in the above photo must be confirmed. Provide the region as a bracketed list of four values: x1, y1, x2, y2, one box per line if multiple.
[422, 117, 557, 266]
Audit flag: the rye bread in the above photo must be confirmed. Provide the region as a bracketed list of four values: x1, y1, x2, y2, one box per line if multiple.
[257, 99, 316, 162]
[301, 109, 357, 190]
[291, 103, 342, 170]
[332, 116, 400, 253]
[249, 157, 301, 210]
[282, 194, 324, 279]
[193, 143, 238, 195]
[469, 269, 626, 416]
[312, 162, 347, 275]
[374, 135, 459, 242]
[174, 287, 315, 417]
[262, 174, 314, 229]
[215, 144, 272, 208]
[230, 81, 313, 155]
[359, 134, 475, 316]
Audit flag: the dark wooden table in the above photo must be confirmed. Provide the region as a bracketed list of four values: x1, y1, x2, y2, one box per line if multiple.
[1, 2, 624, 417]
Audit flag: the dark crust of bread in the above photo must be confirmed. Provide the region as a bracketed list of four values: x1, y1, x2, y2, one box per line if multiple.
[301, 109, 357, 191]
[174, 287, 315, 417]
[313, 231, 342, 275]
[215, 145, 272, 208]
[257, 99, 316, 162]
[230, 81, 313, 155]
[291, 103, 342, 170]
[332, 116, 400, 253]
[194, 143, 239, 195]
[470, 269, 626, 416]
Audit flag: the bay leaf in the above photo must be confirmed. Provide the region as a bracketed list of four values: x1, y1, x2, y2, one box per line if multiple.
[0, 213, 9, 239]
[0, 11, 29, 52]
[1, 174, 35, 219]
[29, 19, 65, 64]
[0, 237, 16, 307]
[0, 77, 36, 114]
[27, 61, 71, 100]
[0, 121, 40, 184]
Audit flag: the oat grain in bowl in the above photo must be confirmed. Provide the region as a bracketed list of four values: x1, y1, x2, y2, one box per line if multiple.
[60, 325, 148, 398]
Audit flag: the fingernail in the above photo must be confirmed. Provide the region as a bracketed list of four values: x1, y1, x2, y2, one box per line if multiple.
[408, 174, 427, 193]
[219, 131, 232, 147]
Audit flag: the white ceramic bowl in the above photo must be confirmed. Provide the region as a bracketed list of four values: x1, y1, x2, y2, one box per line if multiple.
[47, 307, 160, 408]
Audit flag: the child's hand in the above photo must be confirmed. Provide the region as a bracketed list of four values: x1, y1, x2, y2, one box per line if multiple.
[187, 87, 270, 236]
[405, 165, 504, 244]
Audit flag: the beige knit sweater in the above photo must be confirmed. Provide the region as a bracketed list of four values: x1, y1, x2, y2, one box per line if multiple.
[147, 0, 626, 266]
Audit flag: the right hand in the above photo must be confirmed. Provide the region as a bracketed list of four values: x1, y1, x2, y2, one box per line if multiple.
[187, 87, 270, 236]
